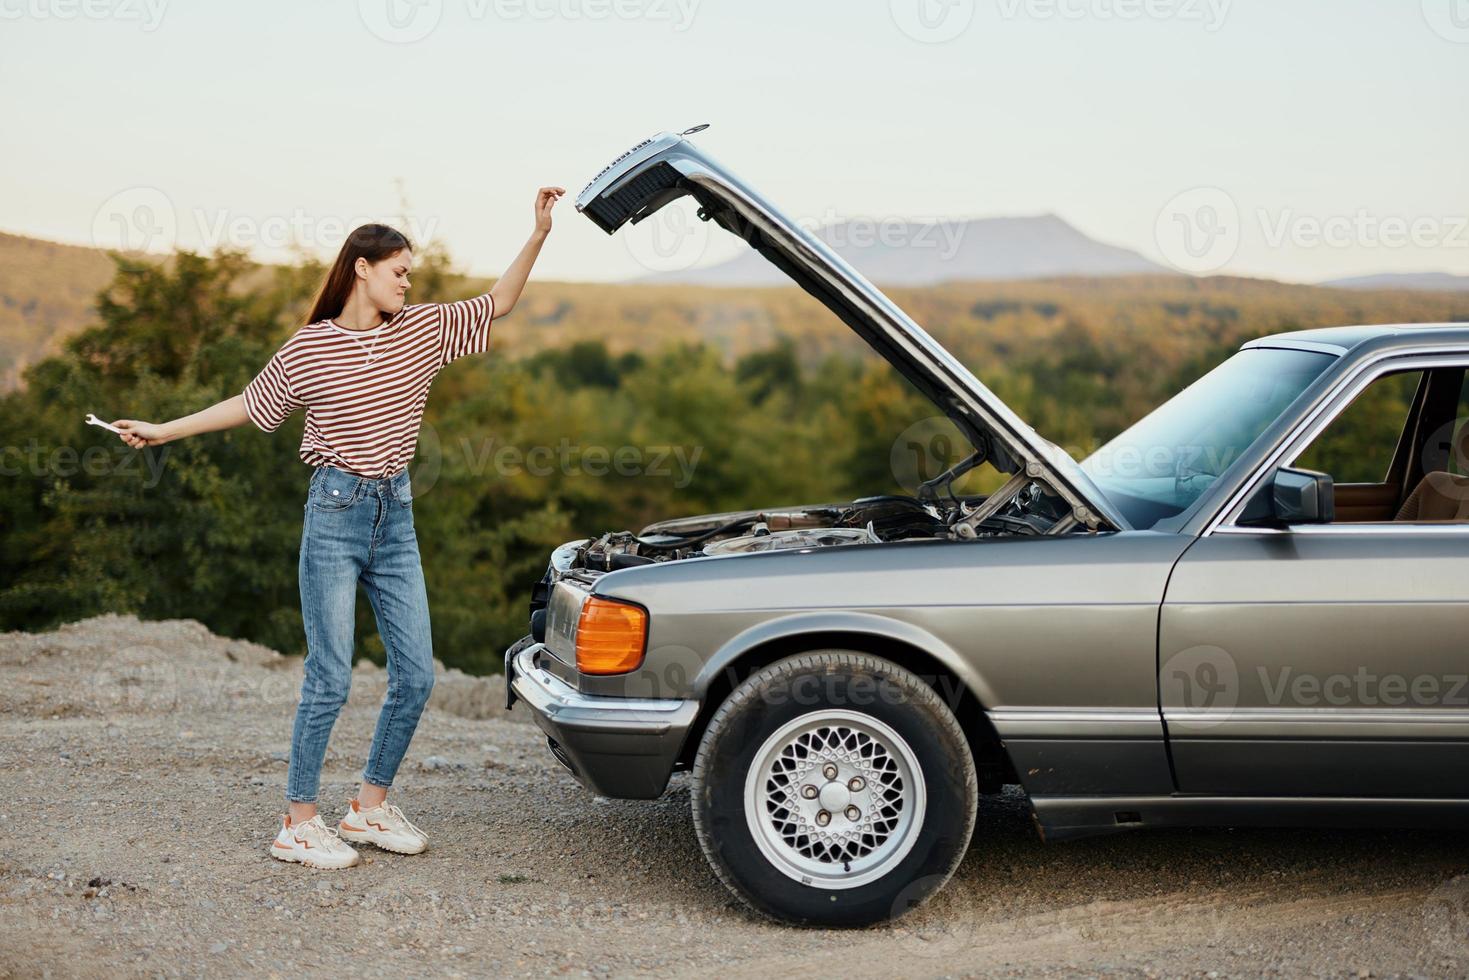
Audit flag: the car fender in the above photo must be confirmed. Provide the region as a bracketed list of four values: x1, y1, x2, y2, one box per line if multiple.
[695, 609, 1000, 708]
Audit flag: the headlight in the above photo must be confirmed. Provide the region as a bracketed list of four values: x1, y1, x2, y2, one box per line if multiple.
[574, 596, 648, 675]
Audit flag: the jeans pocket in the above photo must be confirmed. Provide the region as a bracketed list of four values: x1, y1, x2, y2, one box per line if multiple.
[394, 478, 414, 508]
[310, 486, 356, 512]
[311, 470, 358, 512]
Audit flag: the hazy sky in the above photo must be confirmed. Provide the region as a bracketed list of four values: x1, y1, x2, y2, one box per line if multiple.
[3, 0, 1466, 284]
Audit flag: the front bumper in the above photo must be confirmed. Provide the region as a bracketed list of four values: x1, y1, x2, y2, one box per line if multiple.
[505, 636, 699, 799]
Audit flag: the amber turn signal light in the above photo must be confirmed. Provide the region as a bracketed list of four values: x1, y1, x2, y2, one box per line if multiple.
[575, 597, 648, 675]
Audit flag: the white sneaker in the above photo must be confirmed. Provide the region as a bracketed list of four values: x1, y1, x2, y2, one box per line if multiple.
[336, 798, 429, 855]
[269, 814, 360, 870]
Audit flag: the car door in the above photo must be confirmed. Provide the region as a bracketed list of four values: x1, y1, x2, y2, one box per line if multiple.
[1159, 353, 1469, 798]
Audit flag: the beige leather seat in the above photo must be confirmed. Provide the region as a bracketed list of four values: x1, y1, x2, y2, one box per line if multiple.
[1395, 471, 1469, 521]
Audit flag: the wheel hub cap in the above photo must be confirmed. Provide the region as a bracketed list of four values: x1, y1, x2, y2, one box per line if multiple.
[817, 781, 852, 811]
[744, 709, 926, 890]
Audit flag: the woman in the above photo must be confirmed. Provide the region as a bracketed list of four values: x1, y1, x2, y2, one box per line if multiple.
[111, 186, 565, 869]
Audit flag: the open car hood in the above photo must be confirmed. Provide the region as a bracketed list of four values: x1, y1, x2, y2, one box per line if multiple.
[575, 129, 1127, 532]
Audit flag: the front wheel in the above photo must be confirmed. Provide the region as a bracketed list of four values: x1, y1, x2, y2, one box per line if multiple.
[690, 651, 977, 926]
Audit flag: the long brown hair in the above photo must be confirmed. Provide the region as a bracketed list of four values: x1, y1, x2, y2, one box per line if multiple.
[307, 223, 414, 325]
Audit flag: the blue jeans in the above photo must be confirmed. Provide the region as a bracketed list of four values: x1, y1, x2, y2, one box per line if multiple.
[286, 464, 435, 803]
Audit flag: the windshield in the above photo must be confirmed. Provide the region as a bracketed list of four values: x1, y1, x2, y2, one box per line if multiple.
[1081, 347, 1336, 529]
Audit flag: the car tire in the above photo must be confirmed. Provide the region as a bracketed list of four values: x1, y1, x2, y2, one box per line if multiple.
[690, 651, 977, 926]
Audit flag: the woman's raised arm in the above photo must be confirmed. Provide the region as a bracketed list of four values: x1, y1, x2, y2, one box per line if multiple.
[112, 394, 251, 448]
[487, 185, 564, 319]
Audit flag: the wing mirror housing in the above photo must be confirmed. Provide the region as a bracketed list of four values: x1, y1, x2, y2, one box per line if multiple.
[1237, 467, 1335, 527]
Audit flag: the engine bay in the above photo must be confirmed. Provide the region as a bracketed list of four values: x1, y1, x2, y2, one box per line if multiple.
[569, 478, 1075, 573]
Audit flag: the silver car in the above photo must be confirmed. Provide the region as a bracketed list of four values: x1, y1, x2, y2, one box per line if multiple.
[505, 129, 1469, 926]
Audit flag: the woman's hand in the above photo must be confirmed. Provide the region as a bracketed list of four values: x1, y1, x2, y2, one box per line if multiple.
[113, 419, 171, 448]
[534, 186, 566, 236]
[490, 188, 566, 318]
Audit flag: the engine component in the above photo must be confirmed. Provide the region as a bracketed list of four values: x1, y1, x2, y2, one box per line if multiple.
[702, 527, 879, 556]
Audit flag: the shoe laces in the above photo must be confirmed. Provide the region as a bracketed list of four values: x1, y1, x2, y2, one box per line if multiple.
[295, 815, 351, 852]
[381, 803, 427, 841]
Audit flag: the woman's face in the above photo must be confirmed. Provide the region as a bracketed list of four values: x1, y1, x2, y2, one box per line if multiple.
[356, 247, 412, 315]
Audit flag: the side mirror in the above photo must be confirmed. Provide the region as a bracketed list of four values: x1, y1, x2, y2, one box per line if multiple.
[1238, 467, 1335, 526]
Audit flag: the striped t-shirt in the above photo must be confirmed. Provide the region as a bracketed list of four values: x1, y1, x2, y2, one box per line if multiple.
[242, 293, 495, 478]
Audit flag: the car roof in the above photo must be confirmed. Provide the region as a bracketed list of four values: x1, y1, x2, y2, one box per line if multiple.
[1243, 323, 1469, 355]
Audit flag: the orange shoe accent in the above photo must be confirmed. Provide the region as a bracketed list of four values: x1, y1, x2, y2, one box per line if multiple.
[272, 841, 293, 850]
[340, 821, 366, 832]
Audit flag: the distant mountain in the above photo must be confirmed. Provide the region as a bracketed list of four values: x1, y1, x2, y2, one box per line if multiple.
[1322, 272, 1469, 293]
[645, 213, 1172, 286]
[0, 231, 118, 392]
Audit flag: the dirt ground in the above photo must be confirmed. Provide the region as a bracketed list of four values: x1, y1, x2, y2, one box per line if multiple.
[2, 614, 1467, 978]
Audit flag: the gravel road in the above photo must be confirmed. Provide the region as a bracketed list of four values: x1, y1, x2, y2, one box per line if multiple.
[2, 614, 1467, 978]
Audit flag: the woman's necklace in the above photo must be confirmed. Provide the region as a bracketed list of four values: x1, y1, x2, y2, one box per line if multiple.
[331, 318, 396, 364]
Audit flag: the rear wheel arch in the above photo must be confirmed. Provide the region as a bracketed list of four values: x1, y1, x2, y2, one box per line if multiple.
[677, 630, 1015, 791]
